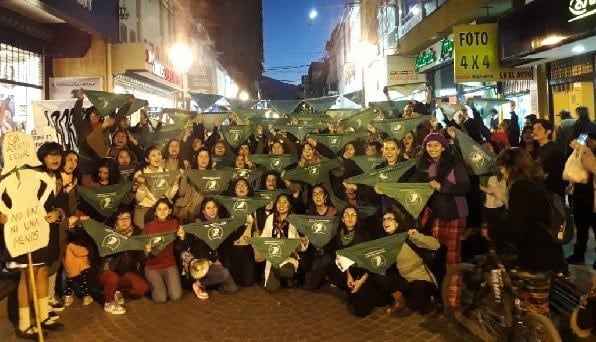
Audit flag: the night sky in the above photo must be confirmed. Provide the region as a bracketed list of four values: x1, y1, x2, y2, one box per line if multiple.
[263, 0, 351, 84]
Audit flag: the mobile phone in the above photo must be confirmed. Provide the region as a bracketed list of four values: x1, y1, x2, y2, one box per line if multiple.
[576, 133, 588, 145]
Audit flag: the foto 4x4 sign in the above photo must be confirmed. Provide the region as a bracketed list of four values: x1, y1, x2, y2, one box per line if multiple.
[453, 23, 500, 83]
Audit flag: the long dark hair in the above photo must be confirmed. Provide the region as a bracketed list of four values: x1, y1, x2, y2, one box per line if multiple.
[497, 147, 537, 184]
[272, 193, 292, 237]
[192, 148, 212, 170]
[92, 157, 120, 185]
[417, 144, 456, 182]
[259, 170, 284, 190]
[226, 177, 254, 197]
[197, 197, 225, 221]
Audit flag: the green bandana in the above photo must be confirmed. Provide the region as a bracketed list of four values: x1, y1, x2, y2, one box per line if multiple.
[221, 125, 254, 148]
[136, 231, 177, 254]
[212, 195, 270, 215]
[142, 171, 179, 199]
[276, 125, 316, 141]
[344, 158, 417, 187]
[369, 100, 410, 117]
[336, 233, 407, 275]
[81, 219, 143, 257]
[125, 98, 149, 115]
[286, 214, 338, 248]
[216, 166, 263, 184]
[136, 113, 189, 147]
[375, 182, 434, 218]
[254, 189, 290, 201]
[249, 237, 302, 267]
[249, 154, 296, 171]
[189, 92, 223, 110]
[325, 109, 361, 121]
[308, 133, 366, 153]
[373, 116, 429, 140]
[281, 159, 340, 186]
[76, 182, 133, 218]
[328, 191, 377, 219]
[454, 129, 497, 175]
[340, 108, 378, 132]
[186, 169, 235, 195]
[183, 217, 245, 250]
[232, 108, 268, 123]
[304, 96, 339, 112]
[340, 229, 356, 246]
[84, 90, 131, 116]
[269, 100, 301, 115]
[350, 155, 385, 173]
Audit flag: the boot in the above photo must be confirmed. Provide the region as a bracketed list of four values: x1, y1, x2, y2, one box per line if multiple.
[566, 244, 585, 265]
[386, 291, 405, 314]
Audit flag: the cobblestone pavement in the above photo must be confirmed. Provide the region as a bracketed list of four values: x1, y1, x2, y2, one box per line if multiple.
[6, 285, 476, 341]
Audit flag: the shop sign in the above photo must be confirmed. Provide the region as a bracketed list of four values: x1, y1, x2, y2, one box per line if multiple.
[387, 55, 425, 85]
[453, 24, 500, 82]
[145, 50, 180, 85]
[568, 0, 596, 22]
[498, 67, 534, 80]
[415, 37, 454, 72]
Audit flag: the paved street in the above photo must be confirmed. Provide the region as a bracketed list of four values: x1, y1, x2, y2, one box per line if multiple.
[6, 284, 475, 342]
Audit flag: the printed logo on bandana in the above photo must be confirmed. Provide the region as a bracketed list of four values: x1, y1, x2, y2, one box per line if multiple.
[356, 118, 362, 128]
[205, 180, 219, 191]
[233, 200, 247, 211]
[391, 123, 404, 134]
[236, 170, 249, 178]
[469, 147, 485, 167]
[151, 236, 164, 245]
[309, 167, 319, 176]
[311, 222, 327, 234]
[268, 244, 282, 257]
[378, 172, 389, 181]
[102, 233, 121, 251]
[406, 191, 422, 205]
[232, 132, 241, 142]
[98, 193, 116, 209]
[270, 159, 282, 169]
[369, 255, 386, 268]
[208, 226, 223, 240]
[153, 178, 167, 189]
[330, 137, 339, 146]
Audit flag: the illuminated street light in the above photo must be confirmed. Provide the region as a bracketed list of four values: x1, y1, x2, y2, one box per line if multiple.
[238, 91, 250, 101]
[309, 9, 318, 20]
[169, 43, 193, 74]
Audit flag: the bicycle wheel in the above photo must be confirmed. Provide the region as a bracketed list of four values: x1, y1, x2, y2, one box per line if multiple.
[516, 312, 562, 342]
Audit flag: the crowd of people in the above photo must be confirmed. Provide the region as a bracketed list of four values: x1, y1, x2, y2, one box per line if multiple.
[1, 95, 595, 339]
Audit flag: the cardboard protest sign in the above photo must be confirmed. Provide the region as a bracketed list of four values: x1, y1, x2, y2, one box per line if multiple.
[0, 132, 54, 257]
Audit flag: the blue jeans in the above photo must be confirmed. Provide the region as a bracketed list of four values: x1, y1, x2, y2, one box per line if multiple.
[144, 266, 182, 303]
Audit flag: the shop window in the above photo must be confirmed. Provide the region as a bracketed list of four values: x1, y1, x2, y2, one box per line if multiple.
[129, 29, 137, 43]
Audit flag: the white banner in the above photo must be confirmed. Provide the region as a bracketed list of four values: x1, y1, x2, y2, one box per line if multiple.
[31, 99, 92, 152]
[49, 76, 103, 100]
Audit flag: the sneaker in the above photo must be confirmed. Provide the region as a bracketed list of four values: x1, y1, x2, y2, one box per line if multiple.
[63, 295, 74, 306]
[114, 290, 125, 306]
[41, 318, 65, 331]
[49, 296, 65, 312]
[82, 295, 93, 306]
[47, 311, 60, 322]
[104, 302, 126, 315]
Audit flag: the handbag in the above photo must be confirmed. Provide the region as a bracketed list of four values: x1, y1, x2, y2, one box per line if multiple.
[563, 147, 589, 184]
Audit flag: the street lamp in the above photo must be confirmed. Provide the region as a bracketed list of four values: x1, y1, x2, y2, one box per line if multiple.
[169, 43, 193, 74]
[238, 91, 250, 101]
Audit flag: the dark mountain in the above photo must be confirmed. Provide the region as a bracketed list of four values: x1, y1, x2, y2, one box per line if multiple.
[261, 76, 299, 100]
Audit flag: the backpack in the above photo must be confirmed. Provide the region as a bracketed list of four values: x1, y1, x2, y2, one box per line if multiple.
[405, 238, 447, 290]
[543, 191, 574, 245]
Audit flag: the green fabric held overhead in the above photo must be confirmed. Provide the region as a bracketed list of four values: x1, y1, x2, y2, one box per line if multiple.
[249, 154, 296, 171]
[281, 159, 340, 186]
[186, 169, 235, 195]
[76, 182, 133, 218]
[373, 116, 430, 140]
[336, 233, 408, 275]
[183, 217, 245, 251]
[249, 237, 302, 267]
[80, 219, 143, 257]
[201, 112, 230, 129]
[136, 113, 189, 147]
[454, 129, 498, 175]
[136, 231, 177, 255]
[189, 92, 223, 111]
[325, 109, 361, 121]
[247, 117, 287, 127]
[350, 155, 385, 173]
[211, 195, 270, 215]
[304, 96, 339, 112]
[142, 170, 179, 199]
[84, 90, 132, 117]
[216, 166, 263, 185]
[232, 108, 268, 123]
[369, 100, 410, 117]
[125, 98, 149, 115]
[340, 108, 379, 132]
[269, 100, 301, 115]
[221, 125, 254, 148]
[276, 125, 316, 141]
[253, 189, 290, 201]
[344, 158, 417, 187]
[308, 133, 366, 153]
[286, 214, 338, 248]
[328, 192, 377, 219]
[376, 182, 434, 218]
[224, 97, 258, 110]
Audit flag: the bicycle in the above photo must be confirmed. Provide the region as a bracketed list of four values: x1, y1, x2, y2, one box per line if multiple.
[441, 249, 561, 342]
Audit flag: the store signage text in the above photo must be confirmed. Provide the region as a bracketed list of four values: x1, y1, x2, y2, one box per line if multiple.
[568, 0, 596, 22]
[453, 24, 500, 82]
[74, 0, 93, 11]
[145, 50, 181, 85]
[415, 37, 454, 72]
[498, 67, 534, 80]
